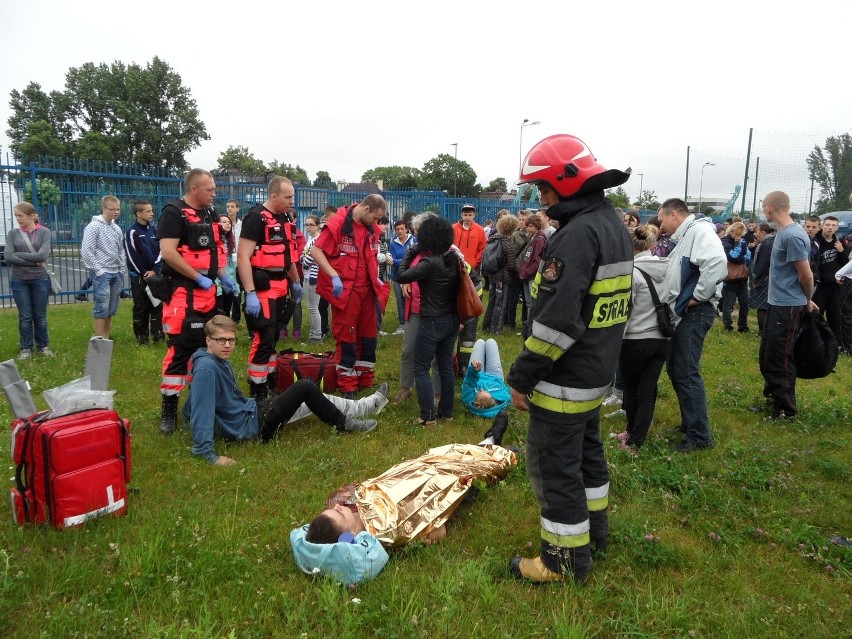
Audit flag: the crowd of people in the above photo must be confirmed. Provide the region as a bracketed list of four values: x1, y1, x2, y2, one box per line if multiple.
[4, 133, 850, 588]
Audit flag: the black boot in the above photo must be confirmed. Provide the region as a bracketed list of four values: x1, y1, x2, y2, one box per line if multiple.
[266, 377, 278, 398]
[137, 335, 149, 346]
[482, 409, 509, 445]
[159, 394, 179, 435]
[257, 399, 279, 443]
[249, 382, 268, 402]
[589, 509, 609, 556]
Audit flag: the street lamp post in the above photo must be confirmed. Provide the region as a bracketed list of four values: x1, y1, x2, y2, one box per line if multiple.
[637, 173, 644, 206]
[698, 162, 715, 216]
[451, 142, 458, 197]
[519, 119, 540, 174]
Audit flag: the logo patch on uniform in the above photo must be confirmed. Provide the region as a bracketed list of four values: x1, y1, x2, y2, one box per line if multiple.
[541, 258, 563, 283]
[197, 235, 210, 247]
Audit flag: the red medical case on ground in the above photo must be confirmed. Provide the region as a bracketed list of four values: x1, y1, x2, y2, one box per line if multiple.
[275, 349, 339, 394]
[10, 408, 131, 529]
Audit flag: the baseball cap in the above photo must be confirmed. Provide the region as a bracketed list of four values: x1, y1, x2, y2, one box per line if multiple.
[461, 204, 476, 211]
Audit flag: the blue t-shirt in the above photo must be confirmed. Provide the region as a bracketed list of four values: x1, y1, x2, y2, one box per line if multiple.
[768, 223, 810, 306]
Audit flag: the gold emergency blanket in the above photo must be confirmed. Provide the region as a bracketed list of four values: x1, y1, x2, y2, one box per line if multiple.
[355, 443, 517, 547]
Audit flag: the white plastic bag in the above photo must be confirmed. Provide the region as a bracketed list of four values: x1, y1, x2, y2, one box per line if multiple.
[43, 376, 115, 417]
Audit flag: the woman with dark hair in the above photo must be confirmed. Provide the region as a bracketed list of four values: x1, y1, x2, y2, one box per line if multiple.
[216, 214, 239, 318]
[396, 216, 461, 424]
[623, 211, 640, 230]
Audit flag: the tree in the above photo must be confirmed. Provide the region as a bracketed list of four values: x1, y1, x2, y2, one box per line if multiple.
[23, 177, 62, 206]
[268, 160, 310, 184]
[314, 170, 333, 187]
[605, 186, 631, 209]
[421, 154, 480, 197]
[7, 57, 208, 168]
[216, 145, 266, 175]
[807, 133, 852, 214]
[486, 177, 507, 193]
[361, 166, 421, 190]
[635, 190, 661, 210]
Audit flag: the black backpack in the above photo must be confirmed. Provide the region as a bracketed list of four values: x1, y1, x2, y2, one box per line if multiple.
[481, 235, 506, 275]
[634, 268, 677, 338]
[794, 311, 838, 379]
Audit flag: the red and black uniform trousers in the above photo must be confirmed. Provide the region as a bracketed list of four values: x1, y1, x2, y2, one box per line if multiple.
[160, 282, 217, 396]
[525, 397, 610, 581]
[245, 270, 290, 388]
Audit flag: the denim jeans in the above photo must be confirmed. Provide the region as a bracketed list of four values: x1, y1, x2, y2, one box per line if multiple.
[413, 313, 459, 421]
[11, 277, 51, 350]
[92, 271, 123, 318]
[665, 302, 716, 446]
[393, 281, 406, 325]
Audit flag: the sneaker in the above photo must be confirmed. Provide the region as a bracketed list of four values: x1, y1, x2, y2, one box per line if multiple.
[292, 330, 302, 340]
[673, 439, 714, 453]
[378, 330, 388, 336]
[305, 337, 323, 344]
[392, 326, 406, 336]
[279, 328, 288, 339]
[602, 393, 622, 407]
[619, 442, 639, 456]
[342, 416, 377, 433]
[604, 409, 625, 419]
[609, 431, 629, 442]
[17, 349, 32, 361]
[38, 347, 55, 357]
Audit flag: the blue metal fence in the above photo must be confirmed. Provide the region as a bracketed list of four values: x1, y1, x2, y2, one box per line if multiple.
[0, 154, 536, 307]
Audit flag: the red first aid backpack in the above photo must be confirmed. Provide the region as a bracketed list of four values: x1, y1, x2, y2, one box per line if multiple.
[275, 349, 339, 394]
[10, 408, 131, 529]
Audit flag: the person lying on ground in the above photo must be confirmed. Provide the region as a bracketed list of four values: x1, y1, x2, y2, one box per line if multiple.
[461, 338, 511, 418]
[290, 410, 513, 584]
[186, 315, 387, 466]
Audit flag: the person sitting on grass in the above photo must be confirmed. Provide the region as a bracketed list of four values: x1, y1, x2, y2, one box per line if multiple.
[185, 315, 387, 466]
[461, 338, 511, 418]
[290, 411, 513, 584]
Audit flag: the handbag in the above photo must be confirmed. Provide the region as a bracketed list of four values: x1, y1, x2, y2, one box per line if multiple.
[17, 229, 61, 294]
[456, 257, 484, 323]
[634, 268, 677, 338]
[726, 261, 749, 282]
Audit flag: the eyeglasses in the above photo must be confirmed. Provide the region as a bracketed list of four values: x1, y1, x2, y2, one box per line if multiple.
[208, 337, 237, 346]
[304, 223, 317, 227]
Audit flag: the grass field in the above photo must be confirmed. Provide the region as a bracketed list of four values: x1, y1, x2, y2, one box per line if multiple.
[0, 299, 849, 638]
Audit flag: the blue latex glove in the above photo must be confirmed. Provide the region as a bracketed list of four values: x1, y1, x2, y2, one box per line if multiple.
[245, 291, 261, 316]
[195, 274, 213, 290]
[220, 274, 236, 295]
[332, 275, 343, 298]
[291, 281, 303, 303]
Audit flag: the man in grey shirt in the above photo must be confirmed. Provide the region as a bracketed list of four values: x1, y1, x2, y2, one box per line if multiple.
[758, 191, 818, 419]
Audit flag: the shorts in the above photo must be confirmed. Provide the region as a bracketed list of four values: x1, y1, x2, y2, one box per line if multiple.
[92, 271, 123, 318]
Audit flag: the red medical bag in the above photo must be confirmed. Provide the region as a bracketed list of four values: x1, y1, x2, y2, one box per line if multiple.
[10, 408, 131, 529]
[275, 349, 339, 393]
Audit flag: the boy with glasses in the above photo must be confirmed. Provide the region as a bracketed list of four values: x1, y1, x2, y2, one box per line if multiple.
[186, 315, 387, 465]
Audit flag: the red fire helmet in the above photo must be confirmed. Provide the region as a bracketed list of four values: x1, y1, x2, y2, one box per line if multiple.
[519, 134, 630, 198]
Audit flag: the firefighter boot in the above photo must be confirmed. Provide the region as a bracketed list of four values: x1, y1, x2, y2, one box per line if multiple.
[590, 509, 609, 556]
[159, 394, 179, 435]
[508, 556, 564, 583]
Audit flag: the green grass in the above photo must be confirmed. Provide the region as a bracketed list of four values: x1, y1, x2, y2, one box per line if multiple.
[0, 300, 849, 638]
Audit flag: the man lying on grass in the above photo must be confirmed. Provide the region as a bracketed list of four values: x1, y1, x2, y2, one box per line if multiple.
[186, 315, 387, 465]
[290, 410, 514, 583]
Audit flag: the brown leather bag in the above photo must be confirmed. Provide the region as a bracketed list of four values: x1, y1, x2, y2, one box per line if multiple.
[456, 257, 484, 322]
[726, 261, 749, 282]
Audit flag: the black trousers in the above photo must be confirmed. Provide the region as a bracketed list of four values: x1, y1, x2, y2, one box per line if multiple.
[261, 379, 344, 441]
[759, 304, 805, 416]
[813, 282, 852, 350]
[319, 296, 330, 335]
[721, 280, 749, 330]
[130, 275, 163, 339]
[619, 338, 669, 447]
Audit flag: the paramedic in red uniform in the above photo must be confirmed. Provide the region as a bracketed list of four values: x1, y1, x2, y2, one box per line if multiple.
[237, 176, 302, 401]
[157, 169, 234, 434]
[310, 195, 390, 398]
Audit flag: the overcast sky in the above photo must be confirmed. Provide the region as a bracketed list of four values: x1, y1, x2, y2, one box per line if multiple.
[2, 0, 850, 212]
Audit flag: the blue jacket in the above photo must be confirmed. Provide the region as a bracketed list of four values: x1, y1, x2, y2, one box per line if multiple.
[124, 221, 161, 276]
[185, 349, 260, 463]
[461, 367, 511, 418]
[389, 233, 415, 280]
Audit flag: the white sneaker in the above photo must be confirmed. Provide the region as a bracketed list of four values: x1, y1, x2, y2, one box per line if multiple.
[393, 327, 406, 336]
[602, 393, 622, 407]
[378, 330, 388, 336]
[39, 347, 56, 357]
[17, 349, 32, 360]
[604, 409, 625, 419]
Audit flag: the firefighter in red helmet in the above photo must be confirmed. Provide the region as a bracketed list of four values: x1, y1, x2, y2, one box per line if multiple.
[507, 134, 633, 583]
